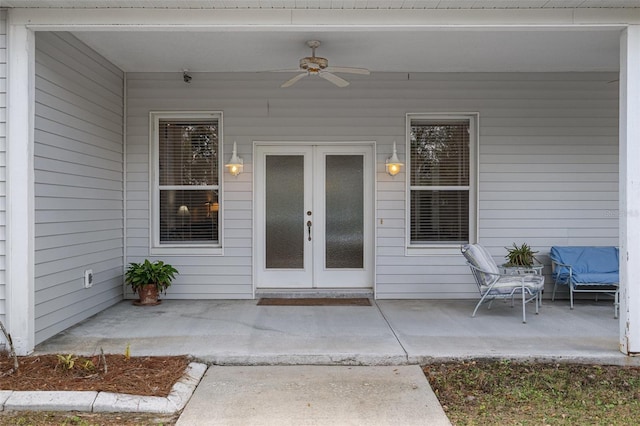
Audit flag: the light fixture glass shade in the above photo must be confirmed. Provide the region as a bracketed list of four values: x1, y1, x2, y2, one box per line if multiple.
[386, 142, 403, 176]
[225, 141, 244, 176]
[205, 201, 219, 217]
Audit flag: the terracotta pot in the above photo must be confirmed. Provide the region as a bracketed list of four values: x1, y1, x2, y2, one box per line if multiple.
[137, 284, 160, 305]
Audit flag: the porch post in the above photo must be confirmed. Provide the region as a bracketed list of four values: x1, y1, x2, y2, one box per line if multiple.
[6, 14, 35, 355]
[620, 25, 640, 356]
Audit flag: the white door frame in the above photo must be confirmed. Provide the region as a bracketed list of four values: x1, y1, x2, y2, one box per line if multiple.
[253, 141, 376, 294]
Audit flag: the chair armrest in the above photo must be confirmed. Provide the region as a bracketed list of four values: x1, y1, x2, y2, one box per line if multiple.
[467, 262, 538, 282]
[550, 260, 573, 285]
[467, 262, 528, 291]
[552, 261, 571, 268]
[467, 263, 514, 279]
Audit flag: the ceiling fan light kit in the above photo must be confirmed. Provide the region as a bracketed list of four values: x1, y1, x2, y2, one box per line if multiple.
[280, 40, 370, 88]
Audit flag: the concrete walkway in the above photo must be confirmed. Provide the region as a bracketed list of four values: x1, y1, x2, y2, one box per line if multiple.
[33, 298, 636, 425]
[176, 365, 450, 426]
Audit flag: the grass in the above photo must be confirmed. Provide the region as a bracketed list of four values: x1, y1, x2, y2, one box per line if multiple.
[424, 360, 640, 426]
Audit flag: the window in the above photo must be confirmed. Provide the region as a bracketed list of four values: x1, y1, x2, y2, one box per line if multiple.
[407, 114, 477, 249]
[151, 112, 222, 252]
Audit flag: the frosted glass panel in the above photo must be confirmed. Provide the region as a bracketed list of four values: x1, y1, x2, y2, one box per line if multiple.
[326, 155, 364, 269]
[266, 155, 304, 269]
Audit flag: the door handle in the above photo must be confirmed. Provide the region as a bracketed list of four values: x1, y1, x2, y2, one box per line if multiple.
[307, 220, 312, 241]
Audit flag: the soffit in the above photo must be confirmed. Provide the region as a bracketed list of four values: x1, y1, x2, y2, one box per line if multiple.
[2, 0, 639, 9]
[69, 28, 621, 73]
[4, 1, 628, 73]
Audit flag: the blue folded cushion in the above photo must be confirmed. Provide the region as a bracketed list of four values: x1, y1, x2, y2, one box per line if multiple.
[550, 246, 619, 285]
[571, 272, 619, 285]
[550, 246, 619, 273]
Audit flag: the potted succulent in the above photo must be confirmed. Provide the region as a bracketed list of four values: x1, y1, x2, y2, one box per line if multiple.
[504, 242, 540, 267]
[125, 260, 178, 306]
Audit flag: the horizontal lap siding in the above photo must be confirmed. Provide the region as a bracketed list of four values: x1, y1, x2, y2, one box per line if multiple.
[127, 74, 255, 299]
[381, 73, 618, 298]
[34, 32, 124, 344]
[477, 78, 619, 299]
[126, 71, 618, 300]
[0, 11, 5, 321]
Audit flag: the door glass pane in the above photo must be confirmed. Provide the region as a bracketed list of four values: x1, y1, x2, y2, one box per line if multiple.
[266, 155, 304, 269]
[325, 155, 364, 269]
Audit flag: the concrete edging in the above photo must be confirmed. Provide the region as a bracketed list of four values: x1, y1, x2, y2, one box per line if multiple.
[1, 362, 207, 414]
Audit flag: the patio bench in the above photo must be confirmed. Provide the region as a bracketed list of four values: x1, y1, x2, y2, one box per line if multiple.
[550, 246, 619, 318]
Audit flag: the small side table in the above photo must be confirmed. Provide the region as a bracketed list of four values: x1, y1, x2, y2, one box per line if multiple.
[500, 264, 544, 276]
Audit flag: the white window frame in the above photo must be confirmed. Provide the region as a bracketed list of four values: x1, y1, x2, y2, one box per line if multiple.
[149, 111, 224, 256]
[405, 113, 478, 256]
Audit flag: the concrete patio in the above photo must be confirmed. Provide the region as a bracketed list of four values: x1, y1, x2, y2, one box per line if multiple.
[33, 298, 637, 366]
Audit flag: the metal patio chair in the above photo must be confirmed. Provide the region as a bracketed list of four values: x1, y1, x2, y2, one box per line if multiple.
[461, 243, 545, 323]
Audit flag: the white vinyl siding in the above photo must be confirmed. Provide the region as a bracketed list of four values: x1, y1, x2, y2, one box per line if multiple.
[34, 32, 124, 344]
[0, 11, 6, 324]
[126, 71, 618, 300]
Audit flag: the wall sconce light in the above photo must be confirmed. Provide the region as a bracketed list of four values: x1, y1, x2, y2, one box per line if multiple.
[225, 141, 244, 176]
[386, 141, 403, 176]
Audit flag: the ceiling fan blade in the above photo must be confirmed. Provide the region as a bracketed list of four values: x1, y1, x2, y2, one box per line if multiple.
[281, 73, 307, 88]
[325, 66, 370, 75]
[270, 68, 305, 73]
[319, 72, 350, 88]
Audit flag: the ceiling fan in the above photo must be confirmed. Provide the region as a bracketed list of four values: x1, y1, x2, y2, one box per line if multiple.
[278, 40, 370, 88]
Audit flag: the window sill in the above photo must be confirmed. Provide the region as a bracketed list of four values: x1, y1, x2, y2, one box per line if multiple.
[150, 246, 223, 256]
[405, 245, 464, 256]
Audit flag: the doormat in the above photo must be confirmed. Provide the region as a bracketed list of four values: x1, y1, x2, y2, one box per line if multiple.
[257, 297, 371, 306]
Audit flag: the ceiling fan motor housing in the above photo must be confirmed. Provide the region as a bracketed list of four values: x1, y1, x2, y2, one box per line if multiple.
[279, 40, 367, 87]
[300, 56, 328, 73]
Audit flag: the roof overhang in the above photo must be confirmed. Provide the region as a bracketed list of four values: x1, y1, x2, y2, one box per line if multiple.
[3, 0, 640, 10]
[4, 4, 638, 73]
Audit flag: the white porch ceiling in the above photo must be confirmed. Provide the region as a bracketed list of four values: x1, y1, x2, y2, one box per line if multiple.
[69, 28, 621, 73]
[3, 1, 640, 9]
[5, 1, 630, 73]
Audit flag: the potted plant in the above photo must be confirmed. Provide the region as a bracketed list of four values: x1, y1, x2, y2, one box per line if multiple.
[125, 260, 178, 306]
[504, 242, 540, 267]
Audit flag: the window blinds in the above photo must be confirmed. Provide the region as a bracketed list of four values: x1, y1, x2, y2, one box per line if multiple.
[410, 120, 470, 244]
[158, 119, 220, 243]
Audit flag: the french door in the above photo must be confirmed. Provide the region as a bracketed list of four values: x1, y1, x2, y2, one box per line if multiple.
[255, 144, 374, 289]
